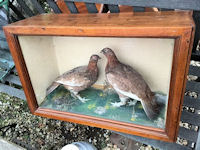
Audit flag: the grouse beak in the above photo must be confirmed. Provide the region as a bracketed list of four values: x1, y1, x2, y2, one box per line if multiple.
[100, 49, 105, 55]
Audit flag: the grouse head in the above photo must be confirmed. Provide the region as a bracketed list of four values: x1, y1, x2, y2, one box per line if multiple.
[100, 48, 116, 57]
[87, 54, 101, 71]
[89, 54, 101, 63]
[101, 48, 119, 65]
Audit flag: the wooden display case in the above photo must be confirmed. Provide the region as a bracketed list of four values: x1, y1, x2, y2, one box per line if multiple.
[3, 11, 195, 142]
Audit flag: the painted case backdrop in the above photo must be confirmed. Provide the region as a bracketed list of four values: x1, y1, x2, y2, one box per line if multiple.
[18, 36, 175, 128]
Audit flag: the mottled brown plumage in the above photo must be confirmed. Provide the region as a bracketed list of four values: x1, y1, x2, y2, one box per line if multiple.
[46, 55, 101, 103]
[101, 48, 160, 120]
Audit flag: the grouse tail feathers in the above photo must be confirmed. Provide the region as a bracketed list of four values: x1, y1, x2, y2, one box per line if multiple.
[46, 82, 60, 95]
[141, 99, 160, 120]
[154, 93, 167, 105]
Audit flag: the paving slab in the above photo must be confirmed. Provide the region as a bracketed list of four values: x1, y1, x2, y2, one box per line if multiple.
[0, 137, 25, 150]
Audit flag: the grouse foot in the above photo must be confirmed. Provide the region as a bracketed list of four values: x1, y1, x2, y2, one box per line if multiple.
[75, 94, 90, 103]
[111, 96, 129, 107]
[70, 91, 89, 103]
[111, 101, 126, 107]
[128, 100, 137, 106]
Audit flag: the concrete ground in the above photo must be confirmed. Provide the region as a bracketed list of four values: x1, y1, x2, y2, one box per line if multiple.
[0, 137, 25, 150]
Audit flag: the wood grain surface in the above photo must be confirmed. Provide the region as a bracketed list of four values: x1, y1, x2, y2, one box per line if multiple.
[3, 11, 195, 142]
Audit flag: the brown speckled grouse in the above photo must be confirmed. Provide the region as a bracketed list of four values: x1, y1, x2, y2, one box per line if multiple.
[46, 55, 101, 103]
[101, 48, 160, 120]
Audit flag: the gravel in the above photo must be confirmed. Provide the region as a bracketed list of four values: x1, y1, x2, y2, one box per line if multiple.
[0, 92, 113, 150]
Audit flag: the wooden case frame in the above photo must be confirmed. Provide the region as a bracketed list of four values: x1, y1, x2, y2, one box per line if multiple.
[3, 11, 195, 142]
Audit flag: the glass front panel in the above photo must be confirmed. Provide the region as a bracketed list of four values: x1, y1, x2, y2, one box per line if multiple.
[18, 36, 175, 129]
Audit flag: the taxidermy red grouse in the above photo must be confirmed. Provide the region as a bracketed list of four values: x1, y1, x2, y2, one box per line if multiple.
[101, 48, 160, 120]
[46, 55, 101, 103]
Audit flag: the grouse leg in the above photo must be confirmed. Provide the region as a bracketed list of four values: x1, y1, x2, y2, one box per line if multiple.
[111, 93, 129, 107]
[71, 91, 90, 103]
[70, 92, 78, 99]
[131, 105, 138, 119]
[128, 100, 138, 119]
